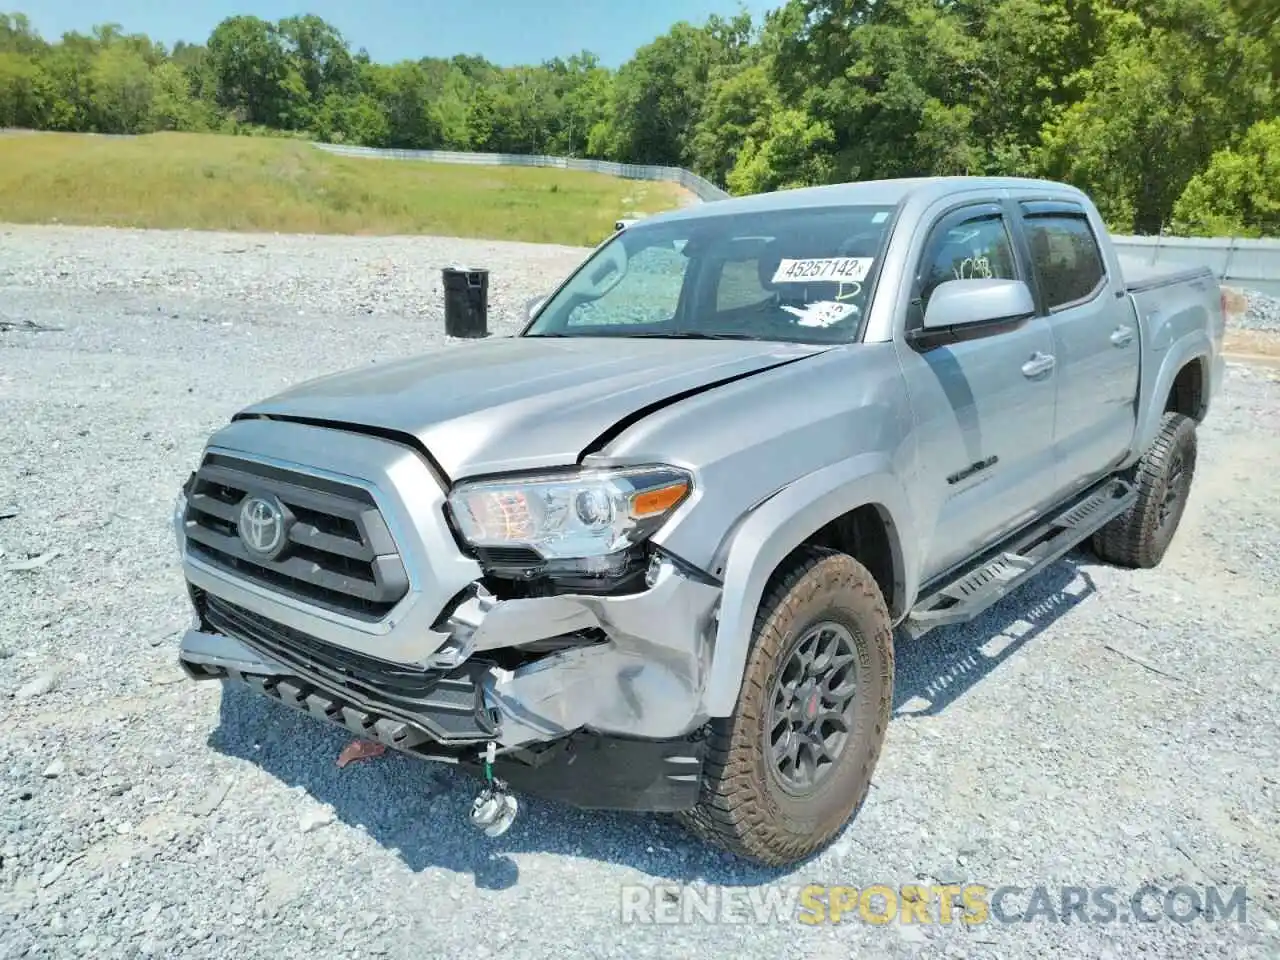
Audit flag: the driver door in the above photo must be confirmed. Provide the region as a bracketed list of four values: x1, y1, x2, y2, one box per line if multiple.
[894, 202, 1060, 581]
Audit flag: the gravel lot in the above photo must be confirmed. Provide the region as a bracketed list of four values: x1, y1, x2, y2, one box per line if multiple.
[1239, 290, 1280, 333]
[2, 224, 1278, 960]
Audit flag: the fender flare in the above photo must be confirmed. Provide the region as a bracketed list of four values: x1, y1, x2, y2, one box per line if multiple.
[1131, 332, 1211, 461]
[704, 452, 917, 717]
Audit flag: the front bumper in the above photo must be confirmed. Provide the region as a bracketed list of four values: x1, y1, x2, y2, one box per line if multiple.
[180, 625, 708, 811]
[181, 552, 721, 749]
[179, 562, 718, 811]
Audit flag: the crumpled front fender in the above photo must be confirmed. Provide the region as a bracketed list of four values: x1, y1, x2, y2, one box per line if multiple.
[448, 557, 722, 745]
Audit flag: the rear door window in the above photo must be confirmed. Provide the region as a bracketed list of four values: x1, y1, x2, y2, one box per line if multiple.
[1021, 213, 1107, 309]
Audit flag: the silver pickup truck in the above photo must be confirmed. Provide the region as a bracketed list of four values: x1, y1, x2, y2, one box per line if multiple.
[174, 176, 1226, 866]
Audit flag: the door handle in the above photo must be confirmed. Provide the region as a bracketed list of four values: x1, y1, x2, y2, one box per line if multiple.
[1110, 325, 1134, 347]
[1021, 352, 1056, 379]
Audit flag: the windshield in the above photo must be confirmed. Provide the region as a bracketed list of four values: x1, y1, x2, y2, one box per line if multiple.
[523, 204, 898, 344]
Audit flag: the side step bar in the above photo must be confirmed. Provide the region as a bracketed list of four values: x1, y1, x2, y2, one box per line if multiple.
[903, 477, 1136, 639]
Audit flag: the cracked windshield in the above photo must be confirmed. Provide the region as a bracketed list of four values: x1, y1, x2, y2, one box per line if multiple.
[526, 205, 897, 343]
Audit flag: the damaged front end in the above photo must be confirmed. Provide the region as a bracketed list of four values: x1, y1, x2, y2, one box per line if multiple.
[173, 417, 721, 812]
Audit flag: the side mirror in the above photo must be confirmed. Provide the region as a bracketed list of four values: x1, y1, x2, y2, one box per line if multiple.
[922, 278, 1035, 331]
[524, 295, 547, 321]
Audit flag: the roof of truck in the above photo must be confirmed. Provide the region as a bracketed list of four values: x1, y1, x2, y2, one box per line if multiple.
[645, 176, 1089, 225]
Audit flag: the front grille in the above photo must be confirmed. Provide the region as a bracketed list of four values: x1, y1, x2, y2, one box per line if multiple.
[201, 594, 496, 743]
[475, 546, 544, 568]
[183, 453, 409, 620]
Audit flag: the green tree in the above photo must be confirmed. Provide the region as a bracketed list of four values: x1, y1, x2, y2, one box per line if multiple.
[361, 61, 443, 149]
[171, 40, 217, 104]
[1040, 0, 1274, 233]
[206, 15, 295, 125]
[0, 12, 45, 54]
[546, 52, 612, 157]
[277, 14, 355, 105]
[1228, 0, 1280, 74]
[602, 14, 752, 166]
[431, 63, 475, 148]
[310, 90, 388, 145]
[768, 0, 990, 181]
[0, 50, 45, 126]
[149, 59, 214, 131]
[88, 44, 154, 132]
[38, 36, 96, 131]
[969, 0, 1115, 175]
[690, 60, 774, 185]
[1172, 117, 1280, 237]
[727, 107, 836, 194]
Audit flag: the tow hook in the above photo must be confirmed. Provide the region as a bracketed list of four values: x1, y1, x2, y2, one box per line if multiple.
[469, 741, 518, 837]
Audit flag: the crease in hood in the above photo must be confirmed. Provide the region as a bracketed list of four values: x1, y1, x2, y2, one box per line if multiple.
[236, 335, 829, 479]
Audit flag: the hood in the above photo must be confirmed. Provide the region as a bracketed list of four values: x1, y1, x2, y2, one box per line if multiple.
[237, 335, 826, 479]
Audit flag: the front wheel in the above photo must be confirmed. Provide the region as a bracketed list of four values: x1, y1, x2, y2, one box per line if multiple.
[678, 547, 894, 866]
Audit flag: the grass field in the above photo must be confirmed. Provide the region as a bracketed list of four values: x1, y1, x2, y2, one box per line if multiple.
[0, 131, 687, 245]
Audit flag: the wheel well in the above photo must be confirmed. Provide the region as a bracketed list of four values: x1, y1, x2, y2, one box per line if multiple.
[789, 504, 900, 616]
[1166, 359, 1206, 421]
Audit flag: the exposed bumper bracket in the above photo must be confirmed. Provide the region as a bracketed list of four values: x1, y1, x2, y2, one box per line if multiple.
[181, 627, 706, 811]
[464, 731, 706, 812]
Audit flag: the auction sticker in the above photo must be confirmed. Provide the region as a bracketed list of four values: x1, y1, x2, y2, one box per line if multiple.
[772, 257, 874, 284]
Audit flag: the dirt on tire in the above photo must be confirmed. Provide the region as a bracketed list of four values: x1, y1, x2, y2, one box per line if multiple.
[677, 546, 894, 866]
[1093, 411, 1198, 568]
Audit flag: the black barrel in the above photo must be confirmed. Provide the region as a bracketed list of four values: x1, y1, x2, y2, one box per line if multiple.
[442, 266, 489, 338]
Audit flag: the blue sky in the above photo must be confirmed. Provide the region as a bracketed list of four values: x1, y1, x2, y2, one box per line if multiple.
[19, 0, 778, 66]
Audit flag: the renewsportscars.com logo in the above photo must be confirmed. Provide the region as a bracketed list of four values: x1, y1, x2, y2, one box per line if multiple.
[620, 883, 1250, 926]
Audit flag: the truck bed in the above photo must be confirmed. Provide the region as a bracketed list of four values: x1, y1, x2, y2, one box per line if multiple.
[1118, 255, 1216, 295]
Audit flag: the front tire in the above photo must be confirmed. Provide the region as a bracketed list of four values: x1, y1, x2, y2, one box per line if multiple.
[678, 547, 894, 866]
[1092, 412, 1198, 569]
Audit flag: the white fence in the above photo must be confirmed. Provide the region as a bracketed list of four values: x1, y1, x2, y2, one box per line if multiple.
[314, 142, 1279, 295]
[312, 142, 731, 203]
[1108, 235, 1279, 297]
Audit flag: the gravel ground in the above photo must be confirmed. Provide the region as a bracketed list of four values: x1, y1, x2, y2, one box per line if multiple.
[1239, 291, 1280, 333]
[2, 224, 1279, 960]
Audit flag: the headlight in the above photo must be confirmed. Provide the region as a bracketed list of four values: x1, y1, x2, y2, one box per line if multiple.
[447, 466, 691, 560]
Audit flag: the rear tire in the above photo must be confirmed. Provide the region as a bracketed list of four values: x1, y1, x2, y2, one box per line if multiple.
[1092, 412, 1198, 569]
[678, 547, 894, 866]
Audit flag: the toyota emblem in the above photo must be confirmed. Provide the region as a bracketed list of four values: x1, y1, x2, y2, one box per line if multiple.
[238, 495, 287, 557]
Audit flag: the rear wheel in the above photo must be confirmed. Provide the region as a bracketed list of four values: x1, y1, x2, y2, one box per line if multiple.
[678, 547, 894, 866]
[1092, 412, 1198, 569]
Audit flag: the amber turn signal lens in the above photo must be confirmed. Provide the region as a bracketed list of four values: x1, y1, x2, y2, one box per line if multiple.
[629, 481, 690, 519]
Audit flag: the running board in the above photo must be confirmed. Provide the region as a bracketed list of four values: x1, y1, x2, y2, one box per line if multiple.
[904, 477, 1136, 638]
